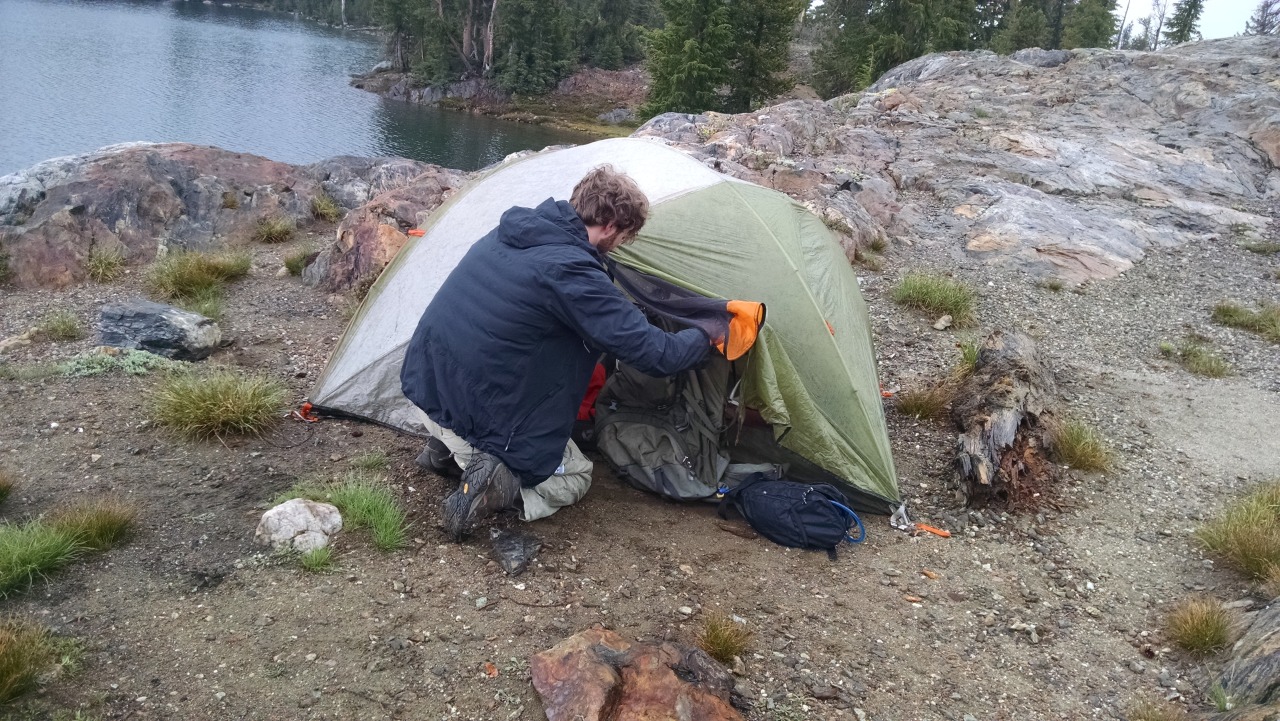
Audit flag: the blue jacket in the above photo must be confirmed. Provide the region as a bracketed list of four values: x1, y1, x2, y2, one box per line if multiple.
[400, 198, 710, 485]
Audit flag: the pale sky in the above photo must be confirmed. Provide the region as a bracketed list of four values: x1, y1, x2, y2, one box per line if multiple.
[1115, 0, 1258, 40]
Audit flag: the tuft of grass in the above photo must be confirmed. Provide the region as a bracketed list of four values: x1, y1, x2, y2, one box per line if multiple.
[175, 285, 224, 321]
[47, 499, 137, 552]
[956, 338, 980, 377]
[1196, 480, 1280, 579]
[0, 523, 82, 597]
[868, 236, 888, 254]
[284, 247, 314, 277]
[1207, 684, 1237, 713]
[1212, 302, 1280, 343]
[145, 250, 250, 302]
[150, 369, 288, 441]
[1165, 597, 1232, 657]
[85, 246, 125, 283]
[0, 618, 55, 703]
[253, 215, 295, 244]
[895, 383, 957, 421]
[350, 449, 390, 472]
[891, 273, 976, 326]
[0, 363, 61, 382]
[1039, 278, 1064, 292]
[310, 194, 341, 222]
[0, 469, 16, 506]
[1049, 419, 1112, 472]
[221, 191, 240, 210]
[1126, 699, 1189, 721]
[855, 249, 885, 272]
[279, 472, 407, 552]
[1262, 564, 1280, 598]
[696, 612, 752, 665]
[0, 250, 10, 284]
[1241, 241, 1280, 255]
[300, 547, 333, 573]
[37, 311, 85, 342]
[1158, 338, 1231, 378]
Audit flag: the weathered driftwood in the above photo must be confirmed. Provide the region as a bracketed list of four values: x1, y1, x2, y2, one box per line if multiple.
[951, 331, 1058, 507]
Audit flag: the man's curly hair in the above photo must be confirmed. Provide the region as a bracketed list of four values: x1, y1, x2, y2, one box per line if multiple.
[569, 165, 649, 242]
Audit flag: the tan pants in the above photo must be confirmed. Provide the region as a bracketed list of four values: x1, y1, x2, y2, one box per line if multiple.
[414, 409, 593, 521]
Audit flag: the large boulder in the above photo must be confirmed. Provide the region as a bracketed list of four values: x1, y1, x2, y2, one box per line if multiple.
[254, 498, 343, 553]
[99, 300, 221, 361]
[530, 627, 742, 721]
[1206, 599, 1280, 720]
[636, 36, 1280, 282]
[0, 143, 437, 289]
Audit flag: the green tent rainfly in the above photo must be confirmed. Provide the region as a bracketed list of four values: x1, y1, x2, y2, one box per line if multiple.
[311, 137, 900, 511]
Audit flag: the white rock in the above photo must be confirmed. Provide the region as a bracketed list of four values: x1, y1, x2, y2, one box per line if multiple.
[254, 498, 342, 552]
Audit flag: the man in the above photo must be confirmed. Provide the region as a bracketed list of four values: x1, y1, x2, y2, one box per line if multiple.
[400, 165, 713, 540]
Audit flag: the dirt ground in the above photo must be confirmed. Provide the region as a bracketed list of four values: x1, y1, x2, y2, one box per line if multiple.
[1, 198, 1278, 721]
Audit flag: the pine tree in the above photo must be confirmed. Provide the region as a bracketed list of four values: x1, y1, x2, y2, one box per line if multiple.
[992, 0, 1050, 53]
[1061, 0, 1118, 48]
[1163, 0, 1204, 44]
[933, 0, 979, 51]
[810, 0, 874, 98]
[496, 0, 574, 94]
[1244, 0, 1280, 34]
[642, 0, 734, 115]
[723, 0, 805, 113]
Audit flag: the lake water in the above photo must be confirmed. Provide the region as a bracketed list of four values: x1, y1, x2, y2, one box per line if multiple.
[0, 0, 596, 175]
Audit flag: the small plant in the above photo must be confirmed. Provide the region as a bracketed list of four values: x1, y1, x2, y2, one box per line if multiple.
[0, 618, 55, 702]
[1049, 419, 1112, 472]
[1212, 302, 1280, 343]
[0, 250, 11, 284]
[253, 215, 295, 244]
[1197, 479, 1280, 579]
[1158, 338, 1231, 378]
[176, 285, 224, 321]
[0, 469, 15, 506]
[145, 250, 251, 302]
[956, 338, 980, 377]
[284, 247, 314, 277]
[1165, 597, 1232, 657]
[300, 547, 333, 573]
[1241, 241, 1280, 255]
[868, 236, 888, 254]
[1039, 278, 1064, 292]
[1126, 698, 1189, 721]
[0, 523, 81, 597]
[696, 612, 752, 664]
[0, 363, 61, 381]
[1262, 563, 1280, 598]
[854, 248, 884, 272]
[1207, 684, 1236, 713]
[85, 246, 125, 282]
[895, 383, 956, 421]
[48, 499, 136, 552]
[221, 191, 240, 210]
[973, 107, 991, 119]
[37, 311, 85, 342]
[891, 273, 976, 326]
[350, 449, 390, 472]
[279, 472, 407, 552]
[60, 349, 183, 378]
[310, 194, 341, 222]
[150, 369, 288, 440]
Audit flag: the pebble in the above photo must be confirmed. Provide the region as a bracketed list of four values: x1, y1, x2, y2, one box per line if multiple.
[475, 597, 488, 609]
[1129, 661, 1146, 674]
[214, 692, 226, 701]
[677, 606, 694, 616]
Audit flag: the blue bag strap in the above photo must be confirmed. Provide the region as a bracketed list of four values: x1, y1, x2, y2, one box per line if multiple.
[829, 501, 866, 544]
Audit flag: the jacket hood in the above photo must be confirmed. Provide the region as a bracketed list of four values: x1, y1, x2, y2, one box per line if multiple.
[497, 198, 596, 255]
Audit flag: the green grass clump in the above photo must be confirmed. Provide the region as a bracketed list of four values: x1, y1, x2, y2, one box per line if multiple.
[85, 246, 126, 283]
[1158, 338, 1231, 378]
[176, 285, 224, 321]
[0, 363, 61, 382]
[0, 470, 13, 506]
[150, 369, 288, 440]
[145, 250, 250, 304]
[0, 523, 81, 598]
[310, 194, 341, 222]
[1039, 278, 1064, 292]
[891, 273, 976, 326]
[1212, 302, 1280, 343]
[278, 472, 407, 552]
[221, 191, 240, 210]
[956, 338, 980, 376]
[37, 311, 85, 342]
[284, 247, 314, 277]
[350, 449, 390, 472]
[1125, 699, 1189, 721]
[895, 383, 956, 421]
[1241, 241, 1280, 255]
[1049, 420, 1112, 472]
[0, 618, 55, 703]
[300, 547, 333, 573]
[48, 499, 137, 552]
[0, 250, 11, 284]
[1165, 597, 1232, 657]
[696, 612, 752, 664]
[1197, 480, 1280, 579]
[253, 215, 295, 244]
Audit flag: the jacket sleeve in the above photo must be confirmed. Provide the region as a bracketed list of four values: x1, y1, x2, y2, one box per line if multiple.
[547, 257, 710, 377]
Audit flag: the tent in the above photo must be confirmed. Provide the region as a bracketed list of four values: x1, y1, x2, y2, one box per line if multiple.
[310, 137, 899, 512]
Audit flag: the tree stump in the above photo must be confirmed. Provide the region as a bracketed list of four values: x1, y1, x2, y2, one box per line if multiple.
[951, 330, 1059, 508]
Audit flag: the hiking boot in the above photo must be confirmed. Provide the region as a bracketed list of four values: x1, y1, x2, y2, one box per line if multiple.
[441, 452, 521, 541]
[415, 435, 459, 477]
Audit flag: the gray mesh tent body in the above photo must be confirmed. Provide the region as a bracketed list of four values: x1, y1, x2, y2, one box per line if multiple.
[311, 138, 900, 511]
